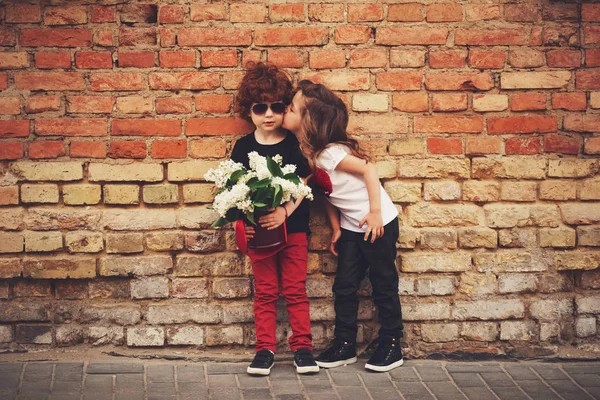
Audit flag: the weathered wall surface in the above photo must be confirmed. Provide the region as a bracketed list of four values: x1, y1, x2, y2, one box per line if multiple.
[0, 0, 599, 358]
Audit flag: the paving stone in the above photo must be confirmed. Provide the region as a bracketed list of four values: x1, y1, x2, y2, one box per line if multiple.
[415, 366, 450, 381]
[83, 375, 113, 400]
[147, 364, 174, 382]
[179, 382, 209, 400]
[238, 374, 270, 388]
[54, 363, 84, 382]
[425, 381, 467, 399]
[359, 371, 396, 388]
[336, 386, 370, 400]
[330, 372, 362, 386]
[461, 386, 498, 400]
[23, 363, 53, 380]
[396, 381, 436, 399]
[208, 388, 240, 400]
[446, 364, 503, 373]
[208, 374, 238, 388]
[87, 362, 144, 374]
[532, 366, 569, 380]
[242, 388, 273, 399]
[269, 367, 298, 381]
[480, 372, 517, 387]
[147, 382, 177, 400]
[450, 373, 485, 387]
[504, 365, 539, 381]
[547, 379, 595, 399]
[0, 389, 18, 399]
[490, 386, 530, 400]
[177, 365, 205, 382]
[275, 395, 304, 400]
[301, 379, 334, 393]
[563, 364, 600, 375]
[389, 366, 420, 381]
[0, 363, 24, 374]
[0, 372, 21, 389]
[272, 380, 302, 395]
[367, 386, 404, 400]
[517, 380, 562, 400]
[571, 373, 600, 387]
[207, 363, 248, 375]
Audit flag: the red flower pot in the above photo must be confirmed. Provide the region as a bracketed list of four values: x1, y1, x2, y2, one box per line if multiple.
[247, 209, 287, 249]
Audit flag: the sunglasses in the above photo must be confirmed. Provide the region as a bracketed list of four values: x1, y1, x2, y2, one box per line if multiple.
[251, 102, 287, 115]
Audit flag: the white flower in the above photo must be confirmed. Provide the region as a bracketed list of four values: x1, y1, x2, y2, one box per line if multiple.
[204, 159, 245, 189]
[281, 164, 296, 175]
[212, 183, 250, 217]
[272, 154, 283, 165]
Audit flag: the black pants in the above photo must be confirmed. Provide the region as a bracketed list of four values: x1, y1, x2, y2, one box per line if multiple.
[333, 218, 403, 343]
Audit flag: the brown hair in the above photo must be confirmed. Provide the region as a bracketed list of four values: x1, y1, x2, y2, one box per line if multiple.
[296, 80, 369, 171]
[234, 62, 293, 122]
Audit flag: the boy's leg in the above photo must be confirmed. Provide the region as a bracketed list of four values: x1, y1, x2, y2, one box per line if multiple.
[251, 254, 280, 353]
[333, 230, 369, 344]
[279, 233, 312, 351]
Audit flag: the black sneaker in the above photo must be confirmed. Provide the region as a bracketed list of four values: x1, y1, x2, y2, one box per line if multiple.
[315, 338, 357, 368]
[293, 348, 320, 374]
[365, 336, 404, 372]
[247, 349, 275, 376]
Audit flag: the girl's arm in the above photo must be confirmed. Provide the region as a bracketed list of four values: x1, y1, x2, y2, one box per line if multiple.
[335, 154, 384, 243]
[323, 199, 342, 256]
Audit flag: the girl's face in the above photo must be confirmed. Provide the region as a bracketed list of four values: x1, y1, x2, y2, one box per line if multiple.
[282, 90, 304, 135]
[250, 101, 286, 134]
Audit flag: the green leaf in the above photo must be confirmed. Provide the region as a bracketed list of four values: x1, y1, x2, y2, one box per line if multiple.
[248, 177, 271, 189]
[267, 156, 284, 178]
[245, 212, 256, 226]
[272, 184, 283, 208]
[246, 177, 258, 187]
[211, 217, 228, 228]
[228, 169, 247, 185]
[283, 173, 301, 184]
[253, 202, 268, 208]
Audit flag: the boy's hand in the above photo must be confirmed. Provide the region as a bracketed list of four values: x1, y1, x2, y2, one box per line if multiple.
[259, 206, 286, 230]
[330, 229, 341, 256]
[359, 212, 384, 243]
[244, 224, 255, 239]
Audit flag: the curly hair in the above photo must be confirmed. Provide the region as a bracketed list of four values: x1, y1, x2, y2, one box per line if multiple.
[234, 62, 293, 122]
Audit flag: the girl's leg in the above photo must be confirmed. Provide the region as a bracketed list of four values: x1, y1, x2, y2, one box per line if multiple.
[279, 233, 312, 351]
[252, 254, 280, 352]
[333, 229, 369, 344]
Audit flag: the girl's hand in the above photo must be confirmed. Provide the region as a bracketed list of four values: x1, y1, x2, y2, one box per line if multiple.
[244, 224, 255, 239]
[259, 206, 287, 230]
[359, 212, 384, 243]
[330, 229, 341, 256]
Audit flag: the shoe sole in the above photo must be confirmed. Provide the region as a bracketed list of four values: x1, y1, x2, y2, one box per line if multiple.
[365, 358, 404, 372]
[315, 357, 357, 369]
[294, 361, 320, 374]
[247, 362, 274, 376]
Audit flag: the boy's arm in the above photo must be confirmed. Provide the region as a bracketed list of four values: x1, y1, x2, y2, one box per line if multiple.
[323, 200, 341, 256]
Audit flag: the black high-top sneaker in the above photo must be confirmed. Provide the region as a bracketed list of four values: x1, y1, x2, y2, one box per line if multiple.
[365, 336, 404, 372]
[293, 348, 320, 374]
[247, 349, 275, 376]
[315, 338, 357, 368]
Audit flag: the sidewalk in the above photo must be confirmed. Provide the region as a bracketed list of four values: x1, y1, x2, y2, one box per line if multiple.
[2, 357, 600, 400]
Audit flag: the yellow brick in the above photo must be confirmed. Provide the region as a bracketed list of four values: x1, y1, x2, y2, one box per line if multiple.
[352, 93, 388, 113]
[500, 182, 537, 202]
[389, 137, 425, 155]
[65, 231, 104, 253]
[183, 184, 215, 203]
[106, 233, 144, 253]
[21, 184, 59, 204]
[103, 184, 139, 204]
[23, 257, 96, 279]
[10, 161, 83, 181]
[63, 184, 101, 205]
[539, 227, 576, 248]
[24, 231, 63, 252]
[375, 161, 396, 179]
[0, 232, 23, 253]
[539, 180, 577, 201]
[548, 159, 600, 178]
[167, 160, 220, 182]
[143, 184, 179, 204]
[89, 163, 163, 182]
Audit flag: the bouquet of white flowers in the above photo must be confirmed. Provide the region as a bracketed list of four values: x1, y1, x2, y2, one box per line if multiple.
[204, 152, 313, 228]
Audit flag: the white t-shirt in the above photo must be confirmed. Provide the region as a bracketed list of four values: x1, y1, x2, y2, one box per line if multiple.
[316, 144, 399, 233]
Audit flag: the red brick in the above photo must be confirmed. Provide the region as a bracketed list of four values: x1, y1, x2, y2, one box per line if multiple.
[415, 116, 483, 134]
[504, 3, 539, 22]
[543, 2, 578, 21]
[508, 49, 544, 69]
[576, 71, 600, 90]
[255, 27, 328, 46]
[160, 28, 176, 47]
[6, 5, 41, 23]
[159, 51, 195, 68]
[26, 96, 61, 113]
[427, 138, 462, 154]
[121, 4, 158, 23]
[15, 72, 84, 91]
[0, 53, 29, 69]
[465, 137, 502, 155]
[544, 134, 580, 155]
[0, 73, 7, 90]
[586, 49, 600, 67]
[149, 72, 219, 90]
[95, 29, 114, 47]
[0, 186, 19, 205]
[583, 4, 600, 21]
[151, 140, 187, 159]
[505, 137, 542, 155]
[34, 51, 71, 69]
[510, 93, 546, 111]
[89, 73, 146, 91]
[334, 26, 371, 44]
[455, 29, 528, 45]
[0, 120, 30, 138]
[429, 50, 467, 69]
[426, 3, 463, 22]
[0, 142, 24, 160]
[0, 97, 20, 115]
[432, 93, 467, 111]
[488, 116, 557, 134]
[242, 51, 262, 69]
[544, 27, 580, 47]
[0, 27, 16, 46]
[466, 5, 500, 21]
[425, 72, 494, 91]
[112, 120, 182, 137]
[309, 4, 344, 22]
[190, 139, 227, 158]
[201, 50, 237, 67]
[310, 50, 346, 69]
[75, 52, 112, 69]
[109, 141, 146, 159]
[178, 28, 252, 46]
[376, 27, 448, 45]
[268, 49, 304, 68]
[118, 51, 155, 68]
[156, 97, 193, 114]
[531, 27, 543, 46]
[44, 6, 87, 25]
[564, 114, 600, 132]
[585, 137, 600, 154]
[20, 28, 91, 47]
[348, 4, 383, 22]
[547, 50, 580, 67]
[349, 49, 387, 68]
[190, 4, 226, 21]
[552, 93, 587, 111]
[66, 96, 114, 114]
[186, 117, 254, 136]
[376, 72, 422, 91]
[270, 4, 305, 22]
[70, 141, 107, 158]
[298, 72, 370, 91]
[392, 93, 428, 112]
[29, 141, 66, 159]
[195, 95, 231, 113]
[35, 119, 107, 137]
[159, 5, 185, 23]
[119, 28, 156, 46]
[388, 4, 424, 22]
[230, 3, 265, 22]
[92, 6, 116, 23]
[222, 71, 245, 90]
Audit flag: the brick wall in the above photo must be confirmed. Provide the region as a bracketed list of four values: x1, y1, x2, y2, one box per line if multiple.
[0, 1, 599, 358]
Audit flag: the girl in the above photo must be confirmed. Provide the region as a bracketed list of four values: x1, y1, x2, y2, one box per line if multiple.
[282, 80, 404, 372]
[230, 63, 318, 375]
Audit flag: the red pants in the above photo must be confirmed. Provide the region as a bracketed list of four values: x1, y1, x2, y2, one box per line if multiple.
[250, 233, 312, 353]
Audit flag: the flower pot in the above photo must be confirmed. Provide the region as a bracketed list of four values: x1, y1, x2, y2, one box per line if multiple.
[247, 209, 287, 249]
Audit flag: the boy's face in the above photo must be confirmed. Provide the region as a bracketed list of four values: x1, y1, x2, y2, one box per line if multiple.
[250, 101, 285, 134]
[282, 91, 304, 135]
